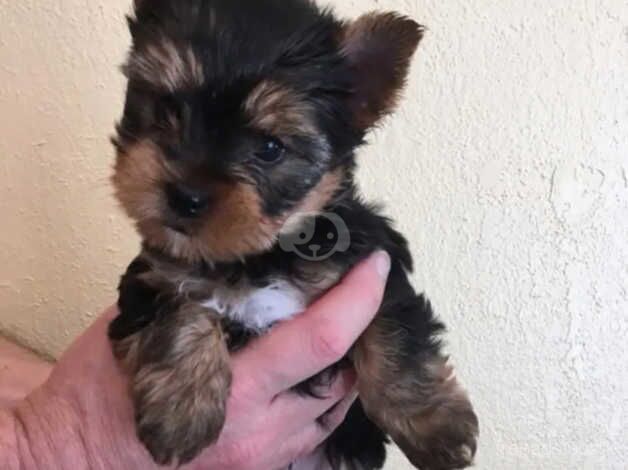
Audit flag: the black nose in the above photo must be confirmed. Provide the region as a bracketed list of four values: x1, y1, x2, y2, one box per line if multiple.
[166, 183, 210, 218]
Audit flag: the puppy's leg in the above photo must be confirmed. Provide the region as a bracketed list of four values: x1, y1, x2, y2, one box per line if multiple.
[112, 302, 231, 466]
[324, 400, 389, 470]
[109, 255, 232, 465]
[353, 289, 478, 470]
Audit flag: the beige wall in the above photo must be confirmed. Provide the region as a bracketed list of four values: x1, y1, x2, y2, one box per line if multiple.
[1, 1, 627, 469]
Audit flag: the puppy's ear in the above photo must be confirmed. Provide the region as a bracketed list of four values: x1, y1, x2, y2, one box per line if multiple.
[341, 13, 424, 130]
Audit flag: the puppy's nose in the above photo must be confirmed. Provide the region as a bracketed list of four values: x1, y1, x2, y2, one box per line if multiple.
[166, 183, 210, 218]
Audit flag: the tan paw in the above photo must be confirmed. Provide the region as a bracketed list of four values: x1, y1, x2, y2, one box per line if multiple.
[129, 310, 233, 465]
[393, 396, 479, 470]
[133, 363, 231, 465]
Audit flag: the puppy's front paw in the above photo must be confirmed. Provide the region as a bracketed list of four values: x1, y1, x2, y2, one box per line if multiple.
[393, 395, 478, 470]
[127, 310, 232, 466]
[134, 363, 231, 466]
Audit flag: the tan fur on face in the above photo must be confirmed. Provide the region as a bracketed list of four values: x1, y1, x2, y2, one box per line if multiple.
[297, 169, 344, 214]
[127, 37, 204, 92]
[113, 141, 345, 263]
[114, 305, 231, 466]
[245, 80, 319, 137]
[184, 171, 344, 262]
[354, 320, 479, 469]
[112, 140, 176, 223]
[188, 182, 282, 261]
[112, 141, 276, 262]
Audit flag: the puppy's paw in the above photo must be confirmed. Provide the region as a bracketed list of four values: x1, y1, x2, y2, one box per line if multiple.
[134, 363, 231, 465]
[129, 310, 232, 466]
[359, 358, 478, 470]
[394, 395, 478, 470]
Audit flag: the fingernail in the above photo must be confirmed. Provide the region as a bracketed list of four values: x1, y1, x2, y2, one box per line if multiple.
[374, 251, 391, 280]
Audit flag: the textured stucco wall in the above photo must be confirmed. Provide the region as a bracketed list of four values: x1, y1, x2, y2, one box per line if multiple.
[1, 1, 627, 469]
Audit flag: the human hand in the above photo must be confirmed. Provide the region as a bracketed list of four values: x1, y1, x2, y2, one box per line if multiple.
[4, 251, 390, 470]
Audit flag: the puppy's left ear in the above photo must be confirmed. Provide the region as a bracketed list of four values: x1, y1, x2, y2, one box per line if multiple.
[341, 13, 424, 130]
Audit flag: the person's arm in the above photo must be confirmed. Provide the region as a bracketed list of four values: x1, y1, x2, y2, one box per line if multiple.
[0, 251, 390, 470]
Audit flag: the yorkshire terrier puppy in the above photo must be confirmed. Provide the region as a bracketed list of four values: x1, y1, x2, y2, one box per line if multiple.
[109, 0, 478, 468]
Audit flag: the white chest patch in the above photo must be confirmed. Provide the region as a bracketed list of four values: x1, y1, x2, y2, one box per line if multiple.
[202, 280, 308, 332]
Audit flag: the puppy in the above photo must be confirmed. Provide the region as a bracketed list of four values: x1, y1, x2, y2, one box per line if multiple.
[109, 1, 479, 468]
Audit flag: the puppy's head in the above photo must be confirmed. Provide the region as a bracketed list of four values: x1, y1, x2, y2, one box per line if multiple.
[113, 0, 423, 263]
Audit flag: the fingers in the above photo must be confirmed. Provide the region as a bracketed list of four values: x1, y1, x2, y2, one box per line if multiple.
[317, 389, 359, 434]
[232, 251, 391, 399]
[269, 368, 356, 431]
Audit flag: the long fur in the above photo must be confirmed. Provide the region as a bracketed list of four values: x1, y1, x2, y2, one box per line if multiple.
[109, 1, 478, 468]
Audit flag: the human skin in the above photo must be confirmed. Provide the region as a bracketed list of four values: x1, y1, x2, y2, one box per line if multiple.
[0, 251, 390, 470]
[0, 339, 52, 409]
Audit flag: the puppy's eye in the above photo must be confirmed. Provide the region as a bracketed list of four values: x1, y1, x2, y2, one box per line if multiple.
[255, 137, 285, 163]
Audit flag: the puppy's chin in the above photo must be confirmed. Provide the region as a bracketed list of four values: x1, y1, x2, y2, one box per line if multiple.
[137, 218, 281, 264]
